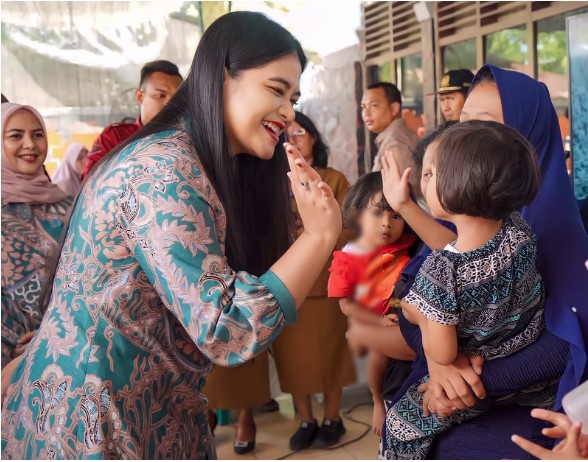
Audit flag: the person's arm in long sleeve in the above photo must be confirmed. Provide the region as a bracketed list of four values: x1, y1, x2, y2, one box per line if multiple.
[117, 144, 341, 367]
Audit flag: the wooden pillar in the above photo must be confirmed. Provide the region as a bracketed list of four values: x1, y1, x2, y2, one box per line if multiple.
[414, 2, 436, 133]
[526, 3, 536, 78]
[476, 2, 485, 69]
[357, 26, 372, 174]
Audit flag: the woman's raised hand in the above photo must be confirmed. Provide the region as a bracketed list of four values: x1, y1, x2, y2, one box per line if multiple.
[284, 142, 342, 242]
[381, 149, 412, 213]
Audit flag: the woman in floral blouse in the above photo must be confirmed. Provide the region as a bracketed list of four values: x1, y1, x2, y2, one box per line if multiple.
[1, 102, 73, 368]
[1, 12, 342, 460]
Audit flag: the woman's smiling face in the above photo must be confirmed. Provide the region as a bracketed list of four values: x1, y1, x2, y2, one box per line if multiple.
[3, 109, 48, 175]
[223, 53, 302, 160]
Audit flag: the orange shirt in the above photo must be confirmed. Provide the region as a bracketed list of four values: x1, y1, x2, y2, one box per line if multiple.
[328, 233, 415, 315]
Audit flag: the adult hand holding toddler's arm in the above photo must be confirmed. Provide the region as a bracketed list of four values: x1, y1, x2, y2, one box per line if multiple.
[420, 352, 486, 417]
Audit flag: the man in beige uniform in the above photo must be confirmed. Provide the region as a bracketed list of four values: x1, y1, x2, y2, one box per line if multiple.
[362, 82, 421, 202]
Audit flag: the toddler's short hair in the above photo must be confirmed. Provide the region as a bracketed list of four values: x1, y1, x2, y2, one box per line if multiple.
[434, 120, 540, 220]
[342, 172, 391, 230]
[412, 120, 458, 168]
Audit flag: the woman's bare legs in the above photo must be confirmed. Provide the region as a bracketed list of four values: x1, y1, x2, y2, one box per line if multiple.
[236, 408, 256, 442]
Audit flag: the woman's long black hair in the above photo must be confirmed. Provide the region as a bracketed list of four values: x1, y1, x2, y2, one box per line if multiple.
[40, 12, 306, 311]
[293, 111, 329, 168]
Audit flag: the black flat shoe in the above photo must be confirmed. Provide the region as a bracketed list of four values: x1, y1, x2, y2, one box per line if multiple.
[256, 398, 280, 413]
[289, 419, 319, 451]
[315, 419, 346, 448]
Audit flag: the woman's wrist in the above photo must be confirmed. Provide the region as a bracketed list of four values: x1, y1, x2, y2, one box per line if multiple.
[300, 228, 338, 248]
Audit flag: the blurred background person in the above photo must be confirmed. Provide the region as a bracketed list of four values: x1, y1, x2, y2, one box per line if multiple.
[361, 83, 421, 205]
[1, 102, 73, 367]
[51, 142, 87, 197]
[82, 60, 183, 179]
[435, 69, 475, 122]
[272, 111, 356, 451]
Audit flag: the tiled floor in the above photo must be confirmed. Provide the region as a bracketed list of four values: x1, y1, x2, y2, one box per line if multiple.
[214, 386, 380, 460]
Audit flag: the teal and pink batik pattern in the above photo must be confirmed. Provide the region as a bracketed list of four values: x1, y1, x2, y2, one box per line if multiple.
[1, 128, 296, 459]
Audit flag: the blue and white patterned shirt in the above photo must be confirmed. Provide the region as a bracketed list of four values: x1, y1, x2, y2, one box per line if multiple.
[403, 211, 545, 359]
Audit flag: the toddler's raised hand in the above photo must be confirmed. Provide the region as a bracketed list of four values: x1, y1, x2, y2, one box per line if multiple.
[381, 149, 412, 213]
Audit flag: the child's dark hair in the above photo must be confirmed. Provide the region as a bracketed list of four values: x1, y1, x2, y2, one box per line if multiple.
[412, 120, 459, 168]
[434, 120, 540, 220]
[342, 172, 392, 230]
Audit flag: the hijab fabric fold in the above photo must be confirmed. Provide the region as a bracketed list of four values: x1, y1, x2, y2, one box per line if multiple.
[52, 142, 85, 197]
[474, 65, 588, 403]
[1, 102, 70, 204]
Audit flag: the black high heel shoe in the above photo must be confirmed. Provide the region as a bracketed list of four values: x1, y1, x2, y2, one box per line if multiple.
[233, 422, 256, 455]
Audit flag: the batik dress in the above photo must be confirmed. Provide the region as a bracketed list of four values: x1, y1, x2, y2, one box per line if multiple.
[1, 127, 297, 459]
[382, 212, 557, 460]
[1, 197, 73, 367]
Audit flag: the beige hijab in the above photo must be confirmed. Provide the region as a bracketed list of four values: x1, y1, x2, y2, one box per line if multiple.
[1, 102, 70, 204]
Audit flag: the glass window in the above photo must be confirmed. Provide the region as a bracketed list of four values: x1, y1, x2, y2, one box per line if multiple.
[367, 62, 393, 84]
[397, 53, 424, 136]
[442, 38, 477, 73]
[568, 11, 588, 200]
[379, 62, 393, 82]
[485, 25, 529, 75]
[537, 8, 588, 135]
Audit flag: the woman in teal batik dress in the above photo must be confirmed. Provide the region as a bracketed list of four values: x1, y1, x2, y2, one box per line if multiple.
[1, 12, 342, 460]
[1, 102, 73, 368]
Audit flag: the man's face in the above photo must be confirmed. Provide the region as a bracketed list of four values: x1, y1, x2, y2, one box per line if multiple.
[361, 88, 399, 134]
[439, 91, 466, 122]
[136, 71, 183, 125]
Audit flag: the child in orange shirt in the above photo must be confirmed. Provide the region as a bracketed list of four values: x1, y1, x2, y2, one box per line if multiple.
[328, 172, 415, 436]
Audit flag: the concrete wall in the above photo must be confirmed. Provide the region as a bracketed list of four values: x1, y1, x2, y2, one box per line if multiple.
[300, 45, 361, 184]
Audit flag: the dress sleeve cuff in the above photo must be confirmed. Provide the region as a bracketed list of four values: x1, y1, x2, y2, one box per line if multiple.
[259, 270, 297, 324]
